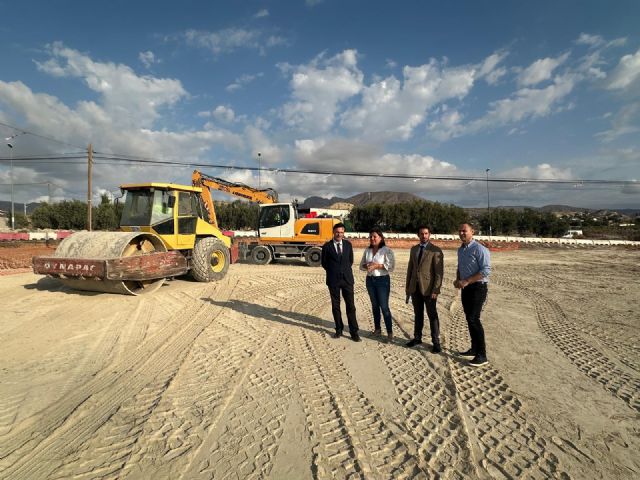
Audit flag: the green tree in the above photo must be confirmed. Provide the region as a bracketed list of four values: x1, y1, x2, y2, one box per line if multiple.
[92, 194, 119, 230]
[350, 200, 467, 233]
[31, 203, 55, 229]
[14, 213, 30, 229]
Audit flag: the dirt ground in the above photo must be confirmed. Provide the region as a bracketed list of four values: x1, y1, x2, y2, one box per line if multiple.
[0, 247, 638, 479]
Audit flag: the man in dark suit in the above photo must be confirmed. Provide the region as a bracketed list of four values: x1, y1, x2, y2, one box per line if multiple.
[321, 223, 360, 341]
[405, 225, 444, 352]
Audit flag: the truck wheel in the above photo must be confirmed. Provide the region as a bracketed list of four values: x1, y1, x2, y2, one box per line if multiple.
[304, 246, 322, 267]
[251, 245, 272, 265]
[192, 237, 230, 282]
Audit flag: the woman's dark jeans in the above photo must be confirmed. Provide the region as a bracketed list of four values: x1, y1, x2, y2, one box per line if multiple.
[366, 275, 393, 333]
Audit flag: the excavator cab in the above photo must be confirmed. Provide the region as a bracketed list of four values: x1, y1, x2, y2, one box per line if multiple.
[259, 204, 296, 239]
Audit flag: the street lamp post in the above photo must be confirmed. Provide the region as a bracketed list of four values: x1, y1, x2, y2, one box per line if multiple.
[6, 140, 15, 230]
[486, 168, 492, 237]
[257, 152, 262, 188]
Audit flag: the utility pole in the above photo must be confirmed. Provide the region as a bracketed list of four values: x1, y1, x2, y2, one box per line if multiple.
[87, 144, 93, 231]
[48, 182, 51, 204]
[9, 143, 14, 230]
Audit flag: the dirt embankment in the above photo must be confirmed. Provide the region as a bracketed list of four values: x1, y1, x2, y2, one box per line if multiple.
[0, 242, 57, 272]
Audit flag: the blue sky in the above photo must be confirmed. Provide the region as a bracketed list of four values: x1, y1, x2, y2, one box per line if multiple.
[1, 0, 639, 209]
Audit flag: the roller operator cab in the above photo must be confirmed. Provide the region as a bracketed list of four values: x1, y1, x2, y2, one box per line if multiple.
[118, 183, 233, 280]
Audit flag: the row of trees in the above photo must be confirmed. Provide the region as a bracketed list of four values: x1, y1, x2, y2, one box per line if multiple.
[215, 201, 259, 230]
[14, 196, 635, 239]
[350, 200, 468, 233]
[29, 195, 123, 231]
[477, 208, 570, 237]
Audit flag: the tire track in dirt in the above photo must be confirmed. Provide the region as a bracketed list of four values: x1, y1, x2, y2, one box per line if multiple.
[88, 276, 305, 479]
[0, 303, 124, 445]
[291, 328, 424, 479]
[181, 329, 294, 479]
[446, 300, 571, 479]
[351, 292, 476, 479]
[0, 394, 23, 439]
[492, 272, 640, 374]
[493, 277, 640, 413]
[117, 309, 278, 478]
[0, 279, 237, 480]
[292, 285, 460, 479]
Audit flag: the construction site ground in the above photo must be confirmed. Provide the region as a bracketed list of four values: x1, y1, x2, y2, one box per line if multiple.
[0, 245, 638, 479]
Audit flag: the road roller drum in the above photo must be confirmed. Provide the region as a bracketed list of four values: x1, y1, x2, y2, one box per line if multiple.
[33, 231, 188, 295]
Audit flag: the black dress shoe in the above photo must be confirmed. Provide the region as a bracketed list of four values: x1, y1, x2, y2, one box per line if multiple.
[406, 338, 422, 347]
[351, 334, 361, 342]
[431, 344, 442, 354]
[332, 331, 343, 338]
[469, 355, 489, 367]
[458, 348, 476, 357]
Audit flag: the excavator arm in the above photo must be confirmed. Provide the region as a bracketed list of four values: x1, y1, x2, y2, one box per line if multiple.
[192, 170, 279, 227]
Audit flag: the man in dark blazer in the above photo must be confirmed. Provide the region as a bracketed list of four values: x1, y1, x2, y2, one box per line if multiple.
[321, 223, 360, 341]
[405, 225, 444, 352]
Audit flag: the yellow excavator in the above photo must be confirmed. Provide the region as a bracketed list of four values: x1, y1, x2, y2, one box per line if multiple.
[192, 170, 339, 266]
[32, 170, 339, 295]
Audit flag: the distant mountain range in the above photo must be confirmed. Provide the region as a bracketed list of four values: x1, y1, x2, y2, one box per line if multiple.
[300, 191, 423, 209]
[0, 201, 40, 215]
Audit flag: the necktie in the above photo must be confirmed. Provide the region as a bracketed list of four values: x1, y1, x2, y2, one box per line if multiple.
[337, 243, 342, 256]
[417, 244, 425, 263]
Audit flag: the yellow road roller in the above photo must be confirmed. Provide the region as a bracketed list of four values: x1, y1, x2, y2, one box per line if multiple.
[32, 182, 234, 295]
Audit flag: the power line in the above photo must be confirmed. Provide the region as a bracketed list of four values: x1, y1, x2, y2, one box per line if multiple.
[0, 120, 87, 151]
[92, 154, 637, 187]
[1, 151, 637, 187]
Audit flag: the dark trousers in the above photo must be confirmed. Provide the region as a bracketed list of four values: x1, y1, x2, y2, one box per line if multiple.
[411, 292, 440, 345]
[461, 282, 488, 356]
[366, 275, 392, 333]
[329, 279, 358, 334]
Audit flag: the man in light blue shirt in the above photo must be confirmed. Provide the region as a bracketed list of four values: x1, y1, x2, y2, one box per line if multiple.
[454, 223, 491, 366]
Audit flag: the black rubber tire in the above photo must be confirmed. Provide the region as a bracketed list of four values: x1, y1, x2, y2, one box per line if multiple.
[250, 245, 272, 265]
[304, 246, 322, 267]
[191, 237, 230, 282]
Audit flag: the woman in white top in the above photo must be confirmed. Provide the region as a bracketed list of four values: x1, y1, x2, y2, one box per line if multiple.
[359, 227, 396, 340]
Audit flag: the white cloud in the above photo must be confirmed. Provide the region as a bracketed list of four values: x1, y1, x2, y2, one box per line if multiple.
[518, 52, 570, 86]
[478, 50, 509, 84]
[36, 42, 186, 128]
[305, 0, 324, 6]
[254, 9, 269, 18]
[576, 33, 627, 50]
[226, 72, 264, 92]
[0, 46, 250, 203]
[244, 124, 283, 164]
[281, 50, 363, 133]
[606, 48, 640, 91]
[212, 105, 236, 123]
[576, 33, 604, 48]
[184, 28, 285, 56]
[341, 58, 476, 141]
[596, 102, 640, 142]
[502, 163, 572, 180]
[478, 73, 576, 124]
[429, 73, 577, 140]
[138, 51, 159, 69]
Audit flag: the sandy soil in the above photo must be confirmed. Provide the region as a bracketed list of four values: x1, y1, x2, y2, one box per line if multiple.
[0, 247, 638, 479]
